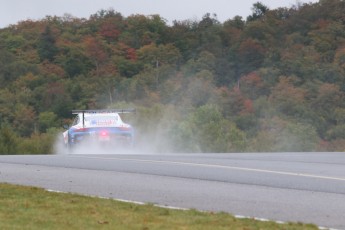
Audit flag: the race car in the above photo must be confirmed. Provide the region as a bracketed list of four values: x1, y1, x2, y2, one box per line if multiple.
[63, 109, 135, 150]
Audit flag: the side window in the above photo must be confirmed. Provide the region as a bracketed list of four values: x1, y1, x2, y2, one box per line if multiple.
[72, 115, 80, 126]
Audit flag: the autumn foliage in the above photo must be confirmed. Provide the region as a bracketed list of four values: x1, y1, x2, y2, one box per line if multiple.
[1, 1, 345, 153]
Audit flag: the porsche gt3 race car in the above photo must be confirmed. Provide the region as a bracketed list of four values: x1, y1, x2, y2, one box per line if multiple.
[63, 109, 135, 150]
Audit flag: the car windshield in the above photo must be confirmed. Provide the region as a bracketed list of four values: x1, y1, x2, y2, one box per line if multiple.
[84, 115, 120, 127]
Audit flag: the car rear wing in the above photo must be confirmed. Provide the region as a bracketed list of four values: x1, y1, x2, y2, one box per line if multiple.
[72, 109, 136, 128]
[72, 109, 136, 115]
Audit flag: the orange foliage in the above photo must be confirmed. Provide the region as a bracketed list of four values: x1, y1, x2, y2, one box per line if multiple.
[242, 99, 254, 115]
[99, 21, 121, 40]
[216, 84, 255, 116]
[241, 72, 263, 88]
[126, 47, 137, 61]
[83, 36, 107, 63]
[315, 19, 331, 29]
[270, 77, 306, 103]
[39, 60, 66, 78]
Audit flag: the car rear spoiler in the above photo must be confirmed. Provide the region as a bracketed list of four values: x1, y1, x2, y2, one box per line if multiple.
[72, 109, 136, 115]
[72, 109, 136, 128]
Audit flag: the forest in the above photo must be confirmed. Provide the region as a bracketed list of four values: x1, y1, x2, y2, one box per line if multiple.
[1, 0, 345, 154]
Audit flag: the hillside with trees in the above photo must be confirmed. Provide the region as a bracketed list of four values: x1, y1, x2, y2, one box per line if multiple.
[1, 0, 345, 154]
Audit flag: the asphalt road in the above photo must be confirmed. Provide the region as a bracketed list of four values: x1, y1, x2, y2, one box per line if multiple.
[0, 152, 345, 229]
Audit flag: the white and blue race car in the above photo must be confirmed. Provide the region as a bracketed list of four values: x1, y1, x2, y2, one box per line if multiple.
[63, 109, 135, 149]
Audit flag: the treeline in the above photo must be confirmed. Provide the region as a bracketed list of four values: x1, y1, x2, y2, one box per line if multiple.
[1, 0, 345, 154]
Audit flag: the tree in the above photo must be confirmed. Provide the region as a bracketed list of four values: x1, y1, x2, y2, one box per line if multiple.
[98, 16, 123, 42]
[173, 105, 247, 152]
[3, 34, 26, 53]
[182, 51, 216, 76]
[137, 43, 181, 68]
[57, 46, 92, 78]
[220, 87, 252, 117]
[169, 19, 199, 61]
[83, 36, 108, 77]
[0, 89, 16, 123]
[136, 43, 181, 89]
[251, 116, 319, 152]
[38, 111, 58, 132]
[0, 47, 16, 86]
[0, 123, 18, 154]
[311, 83, 345, 137]
[237, 38, 266, 74]
[37, 26, 58, 62]
[247, 2, 269, 21]
[269, 76, 307, 117]
[196, 13, 222, 55]
[240, 72, 266, 99]
[181, 71, 216, 108]
[13, 105, 36, 137]
[4, 1, 345, 153]
[119, 14, 168, 48]
[43, 82, 73, 117]
[38, 61, 66, 78]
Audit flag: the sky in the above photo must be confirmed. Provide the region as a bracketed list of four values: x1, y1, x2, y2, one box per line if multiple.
[1, 0, 319, 28]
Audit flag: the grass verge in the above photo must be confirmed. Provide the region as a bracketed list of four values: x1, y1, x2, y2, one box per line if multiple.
[0, 183, 318, 230]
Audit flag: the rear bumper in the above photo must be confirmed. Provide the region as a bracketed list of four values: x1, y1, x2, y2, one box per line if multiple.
[69, 132, 133, 146]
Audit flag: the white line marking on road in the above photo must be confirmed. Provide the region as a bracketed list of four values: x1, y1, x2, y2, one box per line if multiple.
[68, 155, 345, 182]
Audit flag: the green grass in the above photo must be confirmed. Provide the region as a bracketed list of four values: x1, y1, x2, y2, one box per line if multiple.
[0, 183, 318, 230]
